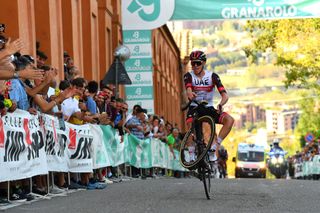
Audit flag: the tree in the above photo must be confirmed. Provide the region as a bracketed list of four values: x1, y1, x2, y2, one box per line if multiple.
[295, 91, 320, 143]
[245, 19, 320, 91]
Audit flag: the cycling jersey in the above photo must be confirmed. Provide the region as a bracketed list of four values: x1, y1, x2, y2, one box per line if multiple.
[184, 70, 226, 107]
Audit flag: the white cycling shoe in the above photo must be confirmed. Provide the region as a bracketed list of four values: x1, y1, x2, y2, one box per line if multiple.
[208, 150, 218, 162]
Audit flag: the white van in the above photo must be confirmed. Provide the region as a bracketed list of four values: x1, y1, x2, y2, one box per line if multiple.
[233, 143, 266, 178]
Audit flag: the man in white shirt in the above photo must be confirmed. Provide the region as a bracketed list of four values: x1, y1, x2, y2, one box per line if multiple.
[61, 78, 85, 122]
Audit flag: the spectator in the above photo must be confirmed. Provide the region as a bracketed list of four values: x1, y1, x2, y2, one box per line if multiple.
[126, 107, 145, 140]
[167, 128, 179, 159]
[165, 122, 173, 136]
[126, 104, 142, 123]
[36, 50, 47, 68]
[0, 36, 43, 81]
[151, 116, 160, 137]
[85, 80, 98, 115]
[114, 98, 125, 141]
[61, 77, 85, 123]
[68, 66, 80, 81]
[126, 107, 148, 178]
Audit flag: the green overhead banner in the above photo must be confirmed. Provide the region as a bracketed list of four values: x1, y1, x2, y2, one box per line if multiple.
[122, 0, 320, 30]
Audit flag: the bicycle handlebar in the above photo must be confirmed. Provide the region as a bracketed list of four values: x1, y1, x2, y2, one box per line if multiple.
[180, 99, 208, 111]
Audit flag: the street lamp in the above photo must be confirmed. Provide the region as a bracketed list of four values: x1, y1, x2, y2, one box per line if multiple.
[102, 45, 132, 98]
[114, 45, 131, 62]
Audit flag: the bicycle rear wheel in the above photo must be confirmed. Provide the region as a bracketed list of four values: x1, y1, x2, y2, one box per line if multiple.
[179, 115, 215, 169]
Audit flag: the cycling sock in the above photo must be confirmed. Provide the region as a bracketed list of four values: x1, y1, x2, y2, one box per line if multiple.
[211, 143, 217, 151]
[210, 137, 223, 151]
[217, 136, 223, 145]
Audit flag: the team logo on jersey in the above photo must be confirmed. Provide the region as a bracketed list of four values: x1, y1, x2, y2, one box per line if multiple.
[194, 78, 209, 86]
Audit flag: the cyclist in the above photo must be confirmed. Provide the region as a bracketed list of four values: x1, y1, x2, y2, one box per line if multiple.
[184, 50, 234, 162]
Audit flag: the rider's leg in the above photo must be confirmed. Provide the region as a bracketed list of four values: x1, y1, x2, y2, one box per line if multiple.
[209, 114, 234, 162]
[217, 113, 234, 147]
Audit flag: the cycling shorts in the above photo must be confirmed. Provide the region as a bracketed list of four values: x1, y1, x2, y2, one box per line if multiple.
[186, 106, 228, 125]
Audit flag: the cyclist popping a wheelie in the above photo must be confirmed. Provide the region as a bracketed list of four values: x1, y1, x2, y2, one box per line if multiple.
[184, 50, 234, 161]
[179, 50, 234, 199]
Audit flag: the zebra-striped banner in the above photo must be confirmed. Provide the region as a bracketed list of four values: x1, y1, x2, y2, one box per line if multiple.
[0, 109, 48, 182]
[0, 110, 186, 182]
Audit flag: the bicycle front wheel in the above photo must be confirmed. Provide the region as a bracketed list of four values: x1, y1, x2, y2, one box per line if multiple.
[199, 162, 211, 200]
[179, 115, 215, 169]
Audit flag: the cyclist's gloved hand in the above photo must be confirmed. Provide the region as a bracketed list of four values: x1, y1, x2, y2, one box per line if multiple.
[216, 104, 223, 114]
[187, 91, 197, 100]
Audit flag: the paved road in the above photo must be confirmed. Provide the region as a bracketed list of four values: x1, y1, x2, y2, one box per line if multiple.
[4, 177, 320, 213]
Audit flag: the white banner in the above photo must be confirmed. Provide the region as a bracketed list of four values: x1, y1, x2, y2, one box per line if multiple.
[42, 114, 69, 172]
[0, 110, 48, 182]
[66, 123, 93, 173]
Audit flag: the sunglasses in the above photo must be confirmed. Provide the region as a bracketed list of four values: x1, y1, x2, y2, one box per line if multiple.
[191, 61, 202, 66]
[122, 107, 128, 111]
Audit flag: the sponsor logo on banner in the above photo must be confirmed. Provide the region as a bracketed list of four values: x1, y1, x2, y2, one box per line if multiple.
[70, 137, 93, 160]
[27, 130, 44, 161]
[125, 58, 152, 72]
[123, 0, 175, 30]
[221, 0, 297, 19]
[125, 86, 154, 100]
[69, 128, 77, 149]
[127, 44, 152, 58]
[171, 0, 320, 21]
[128, 72, 153, 86]
[23, 118, 32, 145]
[123, 30, 151, 44]
[1, 113, 42, 162]
[67, 123, 93, 172]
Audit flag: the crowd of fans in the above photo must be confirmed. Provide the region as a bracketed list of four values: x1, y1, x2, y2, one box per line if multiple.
[287, 141, 320, 179]
[0, 24, 185, 203]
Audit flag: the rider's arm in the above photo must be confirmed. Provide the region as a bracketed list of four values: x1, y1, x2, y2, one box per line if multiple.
[184, 72, 195, 100]
[219, 92, 229, 106]
[212, 72, 228, 106]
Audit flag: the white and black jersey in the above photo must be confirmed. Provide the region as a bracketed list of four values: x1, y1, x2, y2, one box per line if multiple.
[184, 70, 226, 107]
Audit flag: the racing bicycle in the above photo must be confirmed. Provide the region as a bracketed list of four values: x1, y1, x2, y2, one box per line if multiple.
[179, 100, 216, 199]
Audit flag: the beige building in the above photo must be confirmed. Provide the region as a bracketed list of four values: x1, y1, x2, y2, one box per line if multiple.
[266, 109, 301, 134]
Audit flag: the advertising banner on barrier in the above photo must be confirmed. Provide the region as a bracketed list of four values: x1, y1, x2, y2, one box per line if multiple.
[0, 111, 187, 182]
[126, 134, 143, 168]
[0, 110, 47, 182]
[294, 162, 303, 178]
[100, 125, 117, 166]
[90, 124, 111, 169]
[66, 123, 93, 173]
[43, 114, 69, 172]
[151, 138, 161, 167]
[313, 155, 320, 175]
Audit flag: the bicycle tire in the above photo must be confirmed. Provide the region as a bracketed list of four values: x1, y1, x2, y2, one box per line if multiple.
[179, 115, 215, 169]
[199, 162, 211, 200]
[204, 155, 211, 199]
